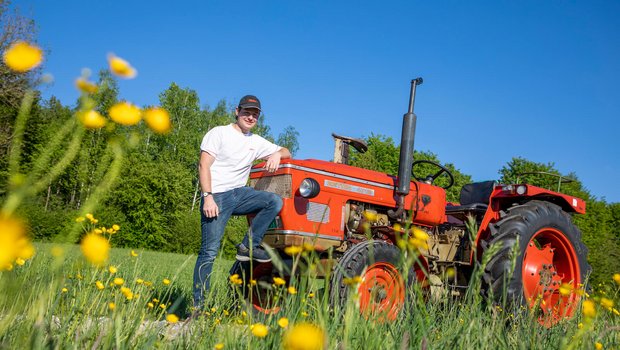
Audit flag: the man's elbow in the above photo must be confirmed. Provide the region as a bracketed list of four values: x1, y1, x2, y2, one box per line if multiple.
[280, 147, 292, 159]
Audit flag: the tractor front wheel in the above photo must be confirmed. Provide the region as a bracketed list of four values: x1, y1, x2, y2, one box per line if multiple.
[330, 240, 410, 321]
[230, 261, 283, 315]
[481, 200, 590, 326]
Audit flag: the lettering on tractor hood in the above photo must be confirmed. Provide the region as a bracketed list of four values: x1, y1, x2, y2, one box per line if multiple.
[324, 179, 375, 196]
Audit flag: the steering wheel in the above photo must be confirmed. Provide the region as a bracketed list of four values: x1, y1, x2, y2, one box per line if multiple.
[412, 159, 455, 189]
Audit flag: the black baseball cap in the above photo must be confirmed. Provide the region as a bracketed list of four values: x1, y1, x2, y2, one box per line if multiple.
[238, 95, 261, 111]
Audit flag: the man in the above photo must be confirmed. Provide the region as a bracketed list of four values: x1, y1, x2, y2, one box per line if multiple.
[193, 95, 291, 307]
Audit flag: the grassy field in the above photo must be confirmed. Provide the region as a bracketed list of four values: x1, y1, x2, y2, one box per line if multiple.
[0, 243, 618, 350]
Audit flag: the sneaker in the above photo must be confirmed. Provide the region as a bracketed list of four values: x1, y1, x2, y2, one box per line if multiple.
[235, 244, 272, 263]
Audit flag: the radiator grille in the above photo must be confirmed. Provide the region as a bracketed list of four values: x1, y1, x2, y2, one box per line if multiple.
[307, 202, 330, 223]
[250, 174, 292, 198]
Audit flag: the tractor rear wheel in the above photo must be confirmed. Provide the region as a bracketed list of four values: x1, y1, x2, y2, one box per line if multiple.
[481, 200, 590, 326]
[330, 240, 411, 321]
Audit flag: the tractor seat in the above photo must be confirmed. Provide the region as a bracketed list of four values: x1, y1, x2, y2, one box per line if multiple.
[445, 180, 496, 220]
[331, 133, 368, 154]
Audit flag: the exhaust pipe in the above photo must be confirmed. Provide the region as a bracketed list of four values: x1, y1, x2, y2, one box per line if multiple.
[388, 77, 423, 220]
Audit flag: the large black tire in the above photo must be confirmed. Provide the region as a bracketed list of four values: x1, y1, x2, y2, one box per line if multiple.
[481, 200, 590, 325]
[330, 240, 411, 321]
[230, 260, 284, 316]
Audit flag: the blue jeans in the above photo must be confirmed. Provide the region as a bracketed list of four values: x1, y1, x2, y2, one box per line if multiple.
[192, 186, 282, 307]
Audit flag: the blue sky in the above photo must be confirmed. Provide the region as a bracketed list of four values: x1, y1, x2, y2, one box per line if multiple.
[13, 0, 620, 202]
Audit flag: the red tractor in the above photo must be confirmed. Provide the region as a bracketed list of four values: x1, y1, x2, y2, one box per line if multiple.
[231, 78, 590, 326]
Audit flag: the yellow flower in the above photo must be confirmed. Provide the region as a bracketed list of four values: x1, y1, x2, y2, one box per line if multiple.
[80, 233, 110, 266]
[94, 228, 103, 234]
[308, 292, 315, 298]
[250, 279, 257, 286]
[113, 277, 124, 286]
[600, 297, 614, 309]
[273, 277, 286, 286]
[107, 53, 137, 79]
[412, 227, 429, 241]
[109, 266, 118, 274]
[214, 343, 224, 350]
[2, 41, 43, 72]
[163, 278, 171, 285]
[129, 250, 138, 257]
[251, 323, 268, 338]
[15, 258, 25, 266]
[285, 246, 303, 256]
[278, 317, 289, 328]
[144, 107, 172, 134]
[136, 278, 144, 284]
[108, 302, 116, 311]
[363, 210, 377, 221]
[595, 342, 603, 350]
[578, 322, 583, 329]
[153, 298, 159, 303]
[79, 110, 107, 129]
[0, 216, 30, 270]
[301, 311, 309, 317]
[582, 299, 596, 318]
[61, 288, 68, 293]
[147, 302, 154, 308]
[159, 304, 166, 310]
[559, 283, 572, 296]
[283, 323, 325, 350]
[112, 224, 120, 231]
[288, 286, 297, 295]
[343, 276, 362, 286]
[229, 274, 243, 285]
[109, 102, 141, 126]
[121, 286, 133, 300]
[75, 217, 85, 223]
[302, 242, 314, 252]
[51, 245, 64, 258]
[75, 78, 98, 94]
[166, 313, 179, 323]
[96, 281, 105, 290]
[614, 273, 620, 285]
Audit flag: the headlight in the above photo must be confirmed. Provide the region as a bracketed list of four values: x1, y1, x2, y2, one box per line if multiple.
[299, 178, 320, 198]
[516, 185, 527, 195]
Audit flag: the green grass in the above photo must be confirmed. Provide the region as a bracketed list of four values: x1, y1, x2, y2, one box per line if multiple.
[0, 243, 618, 349]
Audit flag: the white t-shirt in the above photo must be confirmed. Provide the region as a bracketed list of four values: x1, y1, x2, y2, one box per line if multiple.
[200, 124, 280, 193]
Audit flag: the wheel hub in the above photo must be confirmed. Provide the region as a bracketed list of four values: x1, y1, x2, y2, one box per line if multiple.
[521, 228, 582, 327]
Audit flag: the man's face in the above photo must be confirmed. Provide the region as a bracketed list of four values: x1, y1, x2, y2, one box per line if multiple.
[236, 107, 260, 130]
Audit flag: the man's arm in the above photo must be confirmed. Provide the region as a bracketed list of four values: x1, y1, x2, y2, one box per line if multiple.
[264, 147, 291, 172]
[199, 151, 219, 217]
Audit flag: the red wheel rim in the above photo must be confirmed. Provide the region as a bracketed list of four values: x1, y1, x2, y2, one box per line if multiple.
[357, 262, 405, 321]
[521, 228, 581, 326]
[249, 263, 282, 315]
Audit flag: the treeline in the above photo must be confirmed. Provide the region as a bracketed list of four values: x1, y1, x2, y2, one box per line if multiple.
[350, 134, 620, 285]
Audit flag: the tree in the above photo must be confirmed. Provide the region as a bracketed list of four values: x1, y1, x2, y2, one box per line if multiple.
[0, 0, 39, 108]
[350, 133, 472, 202]
[276, 126, 299, 157]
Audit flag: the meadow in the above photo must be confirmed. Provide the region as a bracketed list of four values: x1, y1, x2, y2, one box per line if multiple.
[0, 242, 618, 350]
[1, 36, 619, 350]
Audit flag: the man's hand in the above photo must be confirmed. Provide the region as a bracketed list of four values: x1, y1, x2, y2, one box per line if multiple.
[264, 152, 282, 172]
[203, 195, 219, 218]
